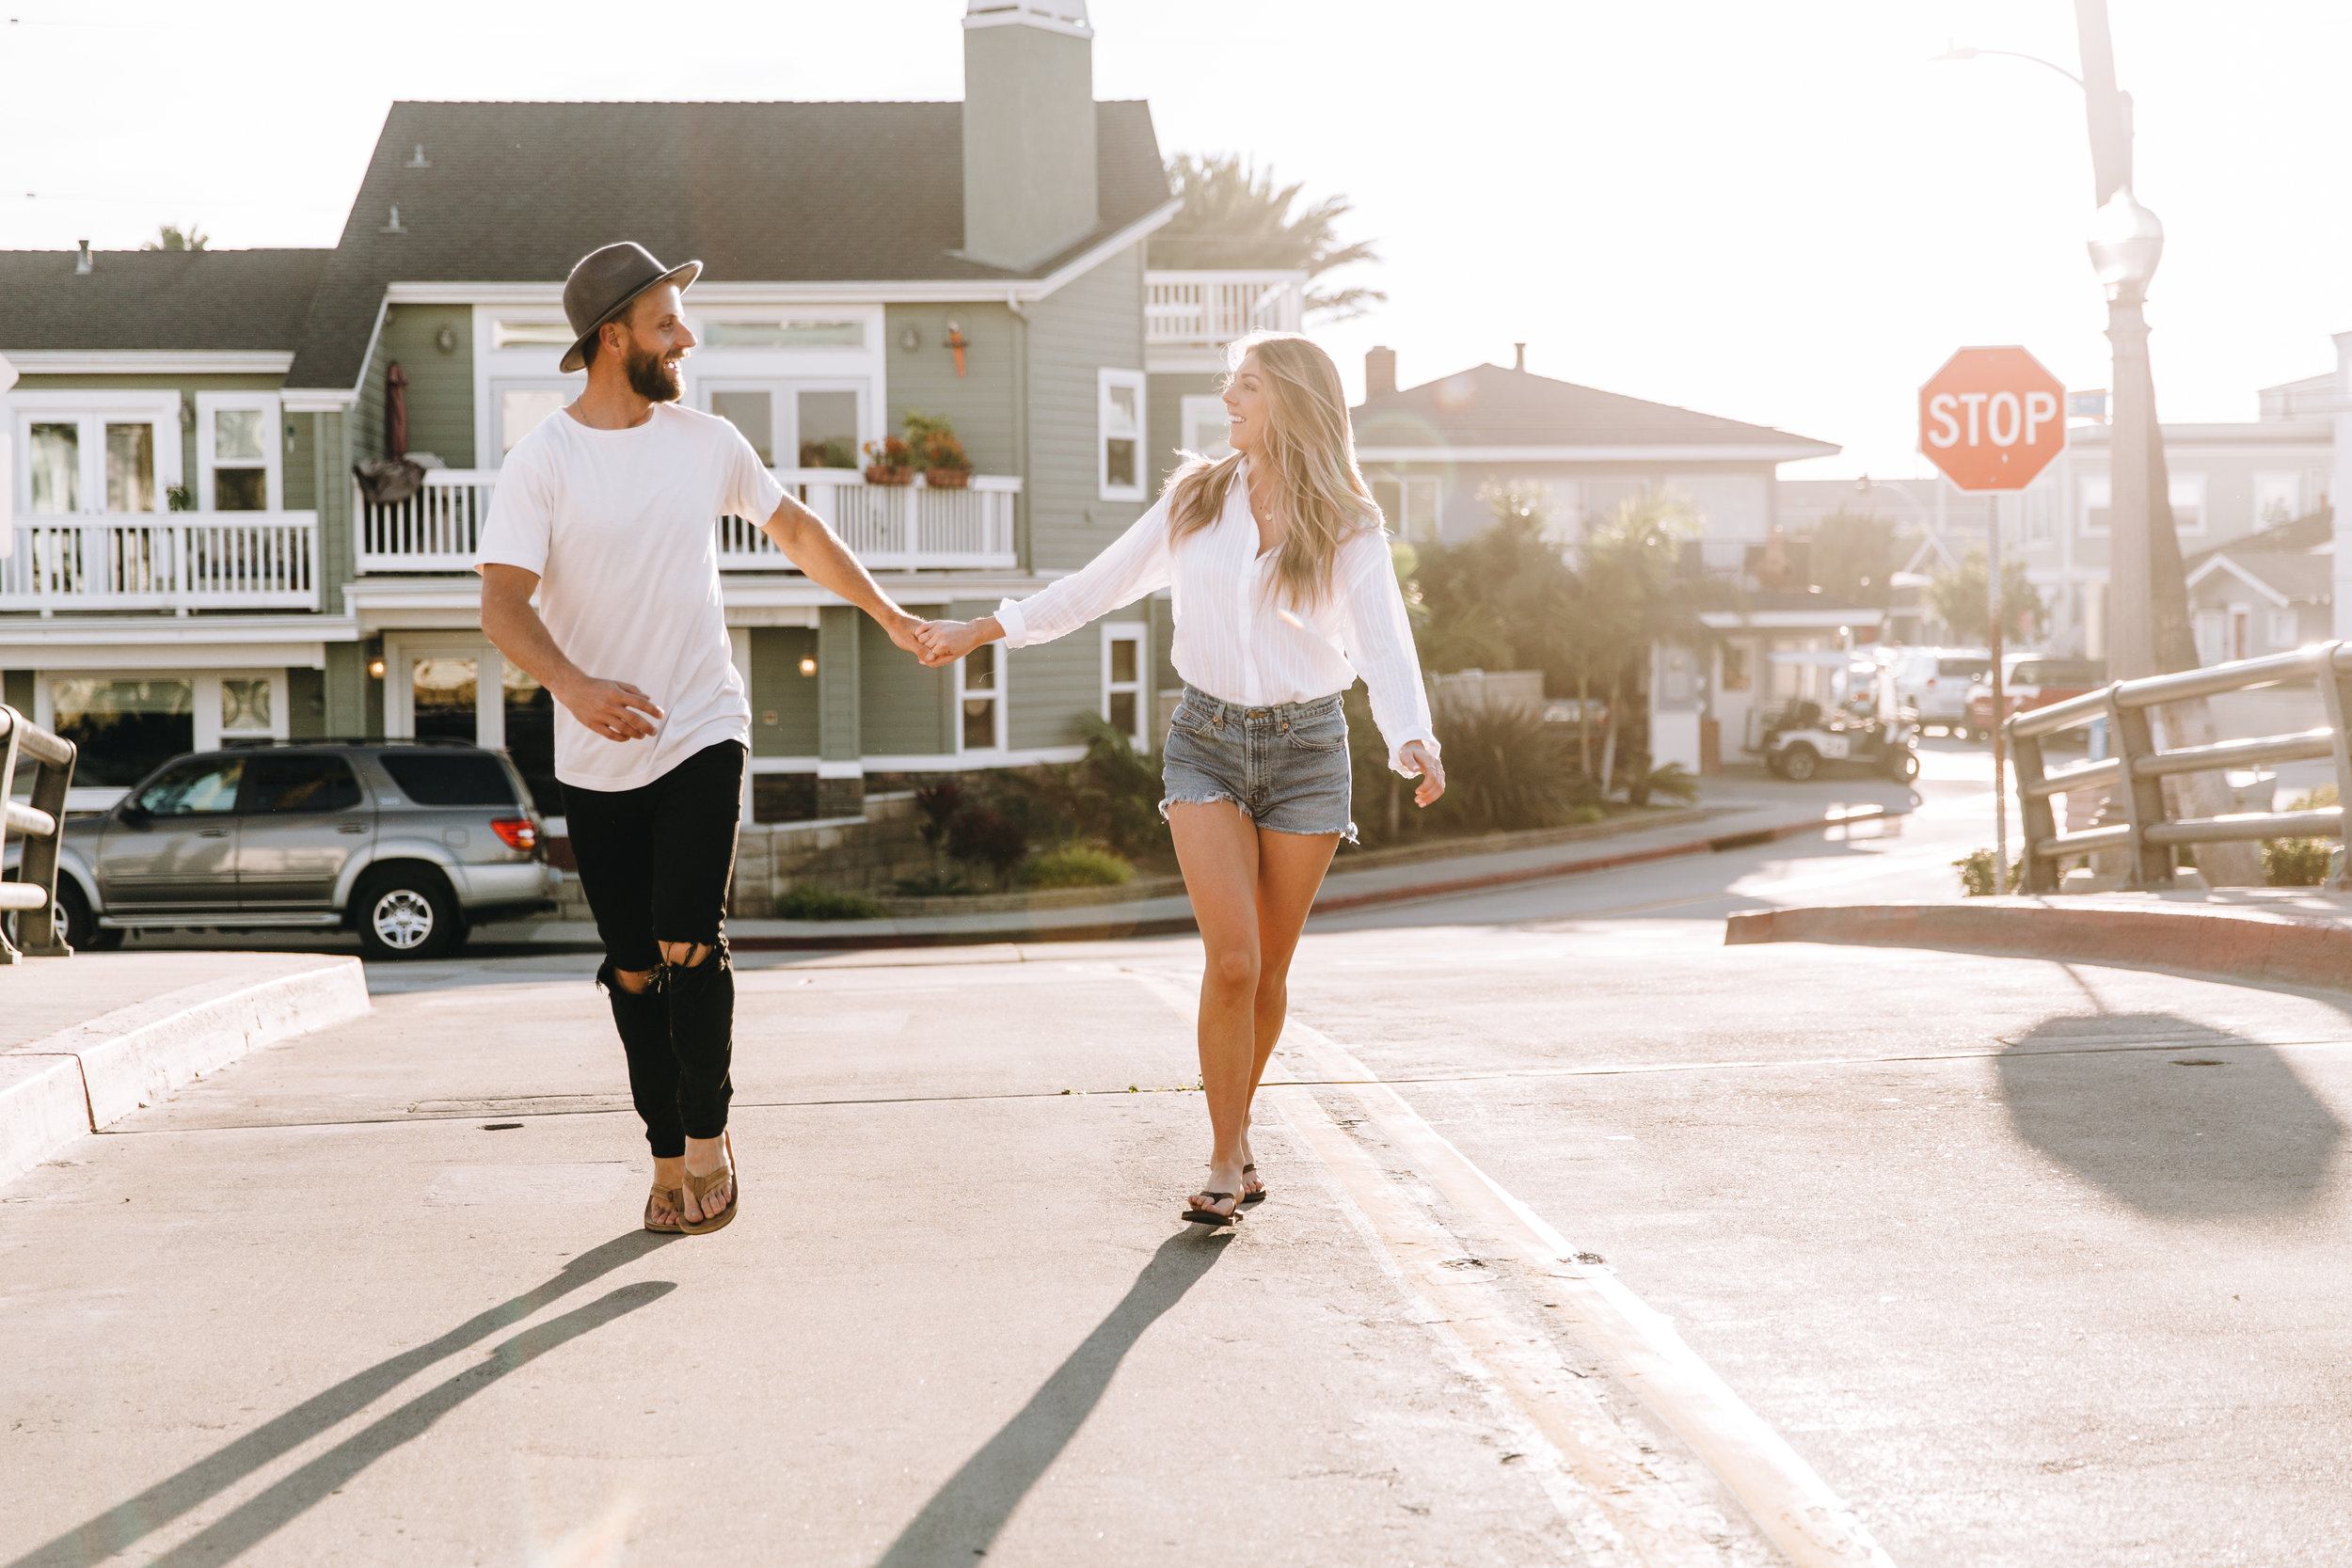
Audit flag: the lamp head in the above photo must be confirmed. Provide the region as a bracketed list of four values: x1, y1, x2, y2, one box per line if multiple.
[2088, 187, 2164, 304]
[1931, 40, 1979, 62]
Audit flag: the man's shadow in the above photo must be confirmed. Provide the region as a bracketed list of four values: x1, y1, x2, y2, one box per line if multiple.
[11, 1230, 677, 1568]
[1999, 1012, 2344, 1218]
[875, 1227, 1234, 1567]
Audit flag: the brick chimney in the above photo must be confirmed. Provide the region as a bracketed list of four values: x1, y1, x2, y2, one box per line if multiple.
[1365, 345, 1397, 397]
[961, 2, 1099, 272]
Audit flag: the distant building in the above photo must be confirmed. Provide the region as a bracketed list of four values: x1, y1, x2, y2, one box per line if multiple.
[2183, 506, 2333, 665]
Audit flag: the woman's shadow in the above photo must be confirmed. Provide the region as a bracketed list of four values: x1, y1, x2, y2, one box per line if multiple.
[875, 1227, 1235, 1567]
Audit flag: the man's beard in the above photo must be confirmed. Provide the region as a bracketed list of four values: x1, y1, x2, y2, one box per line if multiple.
[625, 341, 683, 403]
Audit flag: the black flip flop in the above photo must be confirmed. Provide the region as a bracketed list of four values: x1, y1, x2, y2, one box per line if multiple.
[1239, 1164, 1267, 1205]
[1183, 1192, 1244, 1225]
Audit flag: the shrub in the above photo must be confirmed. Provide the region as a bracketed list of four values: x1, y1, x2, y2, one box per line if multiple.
[777, 884, 882, 920]
[1022, 844, 1136, 888]
[914, 781, 964, 853]
[1619, 753, 1700, 808]
[1953, 847, 2021, 896]
[1008, 713, 1164, 858]
[1567, 804, 1607, 825]
[1428, 702, 1583, 834]
[893, 872, 970, 896]
[2263, 784, 2339, 886]
[948, 806, 1029, 885]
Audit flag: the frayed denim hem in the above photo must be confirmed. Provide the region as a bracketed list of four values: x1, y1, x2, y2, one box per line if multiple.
[1160, 791, 1247, 823]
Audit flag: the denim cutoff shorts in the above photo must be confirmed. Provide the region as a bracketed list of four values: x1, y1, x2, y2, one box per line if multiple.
[1161, 684, 1356, 840]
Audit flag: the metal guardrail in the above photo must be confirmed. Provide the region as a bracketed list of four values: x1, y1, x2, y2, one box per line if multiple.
[2005, 641, 2352, 894]
[0, 705, 77, 959]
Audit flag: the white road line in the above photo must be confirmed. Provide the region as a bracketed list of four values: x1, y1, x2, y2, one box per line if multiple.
[1276, 1018, 1898, 1568]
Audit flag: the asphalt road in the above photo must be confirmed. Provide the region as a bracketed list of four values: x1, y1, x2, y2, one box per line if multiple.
[8, 742, 2348, 1565]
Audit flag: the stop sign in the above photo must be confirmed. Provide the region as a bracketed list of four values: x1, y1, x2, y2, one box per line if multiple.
[1918, 346, 2066, 492]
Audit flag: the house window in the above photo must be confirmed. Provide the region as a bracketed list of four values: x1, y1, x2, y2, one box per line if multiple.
[697, 383, 866, 470]
[1370, 475, 1443, 542]
[195, 393, 280, 512]
[47, 677, 195, 787]
[1098, 368, 1146, 501]
[496, 386, 571, 457]
[2079, 474, 2110, 536]
[2022, 481, 2055, 546]
[709, 390, 775, 465]
[1179, 393, 1231, 460]
[221, 677, 274, 736]
[490, 319, 578, 350]
[15, 401, 177, 515]
[957, 644, 1004, 752]
[2268, 610, 2299, 648]
[1104, 625, 1145, 748]
[1721, 641, 1752, 692]
[2169, 472, 2206, 535]
[2254, 471, 2302, 528]
[28, 423, 78, 513]
[703, 320, 865, 348]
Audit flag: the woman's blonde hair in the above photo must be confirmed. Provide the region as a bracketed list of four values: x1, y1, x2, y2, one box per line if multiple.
[1165, 331, 1381, 608]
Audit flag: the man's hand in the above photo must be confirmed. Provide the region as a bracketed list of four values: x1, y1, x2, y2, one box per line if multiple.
[559, 676, 663, 742]
[1399, 739, 1446, 807]
[882, 610, 930, 659]
[916, 619, 989, 668]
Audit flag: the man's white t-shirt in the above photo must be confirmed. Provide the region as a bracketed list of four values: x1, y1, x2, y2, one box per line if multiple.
[474, 403, 786, 794]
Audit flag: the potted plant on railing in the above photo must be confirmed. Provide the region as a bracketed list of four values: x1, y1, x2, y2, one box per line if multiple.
[902, 410, 974, 488]
[862, 436, 915, 485]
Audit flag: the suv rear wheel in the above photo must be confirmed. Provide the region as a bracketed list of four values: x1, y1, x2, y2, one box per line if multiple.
[56, 880, 124, 952]
[1779, 742, 1820, 783]
[352, 866, 465, 961]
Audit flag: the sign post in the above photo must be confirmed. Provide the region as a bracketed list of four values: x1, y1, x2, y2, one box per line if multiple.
[1918, 346, 2068, 887]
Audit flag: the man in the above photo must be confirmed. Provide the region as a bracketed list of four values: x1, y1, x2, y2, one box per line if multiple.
[478, 242, 930, 1234]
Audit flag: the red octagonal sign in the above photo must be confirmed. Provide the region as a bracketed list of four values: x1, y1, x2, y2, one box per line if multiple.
[1918, 346, 2066, 493]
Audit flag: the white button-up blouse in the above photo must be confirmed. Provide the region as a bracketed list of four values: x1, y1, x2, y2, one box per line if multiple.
[993, 465, 1439, 773]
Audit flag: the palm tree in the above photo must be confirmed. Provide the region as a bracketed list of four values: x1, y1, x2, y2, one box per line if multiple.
[1149, 154, 1383, 320]
[142, 223, 209, 252]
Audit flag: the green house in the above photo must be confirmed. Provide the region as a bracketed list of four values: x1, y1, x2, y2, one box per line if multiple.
[0, 0, 1300, 829]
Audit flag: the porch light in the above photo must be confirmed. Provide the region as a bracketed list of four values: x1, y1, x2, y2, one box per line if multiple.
[2087, 188, 2164, 305]
[368, 658, 386, 678]
[799, 657, 818, 676]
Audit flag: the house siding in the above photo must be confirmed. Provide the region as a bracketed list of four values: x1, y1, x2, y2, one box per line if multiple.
[378, 304, 476, 469]
[860, 617, 948, 756]
[1148, 369, 1220, 493]
[882, 303, 1017, 477]
[1024, 244, 1147, 573]
[749, 626, 820, 756]
[1007, 635, 1100, 751]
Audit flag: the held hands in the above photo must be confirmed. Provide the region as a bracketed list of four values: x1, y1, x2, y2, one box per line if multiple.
[558, 676, 663, 742]
[1400, 739, 1446, 807]
[914, 618, 993, 669]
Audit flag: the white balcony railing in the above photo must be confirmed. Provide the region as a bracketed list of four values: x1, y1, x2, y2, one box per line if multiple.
[1, 514, 319, 611]
[357, 467, 1021, 575]
[1145, 270, 1307, 350]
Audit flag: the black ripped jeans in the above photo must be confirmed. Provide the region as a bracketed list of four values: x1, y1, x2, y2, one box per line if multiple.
[564, 740, 744, 1158]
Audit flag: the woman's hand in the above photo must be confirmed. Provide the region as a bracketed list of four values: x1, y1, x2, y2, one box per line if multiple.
[1399, 739, 1445, 807]
[916, 618, 995, 668]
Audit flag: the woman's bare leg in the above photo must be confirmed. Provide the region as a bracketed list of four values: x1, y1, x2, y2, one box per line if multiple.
[1239, 831, 1342, 1191]
[1167, 801, 1263, 1216]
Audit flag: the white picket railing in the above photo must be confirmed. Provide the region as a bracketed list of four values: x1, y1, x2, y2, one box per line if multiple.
[1144, 270, 1307, 349]
[358, 468, 1021, 574]
[0, 515, 319, 611]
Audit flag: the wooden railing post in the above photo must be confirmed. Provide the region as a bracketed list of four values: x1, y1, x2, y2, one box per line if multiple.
[2107, 689, 2173, 889]
[2011, 722, 2059, 894]
[2315, 641, 2352, 892]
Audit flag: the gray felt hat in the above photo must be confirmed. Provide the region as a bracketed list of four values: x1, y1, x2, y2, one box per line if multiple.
[560, 242, 702, 374]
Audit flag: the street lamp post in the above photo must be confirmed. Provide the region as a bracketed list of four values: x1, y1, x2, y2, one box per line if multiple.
[2088, 188, 2165, 682]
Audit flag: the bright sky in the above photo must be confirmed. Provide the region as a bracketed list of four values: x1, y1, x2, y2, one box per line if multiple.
[5, 1, 2346, 480]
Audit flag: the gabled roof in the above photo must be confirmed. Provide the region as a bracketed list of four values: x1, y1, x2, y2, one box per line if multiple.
[1352, 363, 1837, 462]
[2185, 550, 2328, 607]
[288, 99, 1168, 390]
[0, 248, 328, 352]
[2185, 504, 2332, 565]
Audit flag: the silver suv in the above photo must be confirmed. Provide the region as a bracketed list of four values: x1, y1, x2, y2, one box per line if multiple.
[24, 741, 560, 960]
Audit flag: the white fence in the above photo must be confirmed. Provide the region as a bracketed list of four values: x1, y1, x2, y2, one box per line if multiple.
[358, 468, 1021, 575]
[1144, 270, 1307, 350]
[0, 515, 319, 611]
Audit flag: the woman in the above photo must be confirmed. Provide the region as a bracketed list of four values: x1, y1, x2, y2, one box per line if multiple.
[915, 333, 1444, 1224]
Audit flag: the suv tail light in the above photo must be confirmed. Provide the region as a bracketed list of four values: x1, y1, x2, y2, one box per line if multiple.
[490, 817, 538, 853]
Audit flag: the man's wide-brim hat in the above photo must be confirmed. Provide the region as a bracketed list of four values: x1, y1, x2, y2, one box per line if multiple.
[560, 242, 702, 374]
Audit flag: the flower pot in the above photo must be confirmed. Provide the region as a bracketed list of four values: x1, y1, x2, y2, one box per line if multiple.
[864, 465, 914, 486]
[920, 468, 971, 488]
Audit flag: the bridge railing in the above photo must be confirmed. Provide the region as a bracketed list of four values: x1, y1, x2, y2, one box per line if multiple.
[0, 705, 78, 959]
[2005, 641, 2352, 893]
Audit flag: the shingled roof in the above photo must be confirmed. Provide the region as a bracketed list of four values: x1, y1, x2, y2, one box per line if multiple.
[0, 248, 328, 353]
[287, 99, 1168, 391]
[1352, 363, 1836, 458]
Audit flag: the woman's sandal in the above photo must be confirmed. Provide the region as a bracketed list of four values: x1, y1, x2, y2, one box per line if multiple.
[644, 1180, 687, 1234]
[680, 1132, 739, 1236]
[1239, 1164, 1267, 1205]
[1182, 1189, 1245, 1226]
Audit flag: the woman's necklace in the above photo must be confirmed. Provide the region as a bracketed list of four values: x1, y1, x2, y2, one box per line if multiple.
[1246, 470, 1286, 557]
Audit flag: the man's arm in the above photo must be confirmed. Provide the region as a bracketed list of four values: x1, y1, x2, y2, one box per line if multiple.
[761, 493, 928, 654]
[479, 563, 663, 741]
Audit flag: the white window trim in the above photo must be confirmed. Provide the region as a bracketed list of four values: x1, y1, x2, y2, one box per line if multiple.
[1102, 622, 1147, 750]
[2169, 471, 2207, 536]
[194, 391, 282, 513]
[483, 378, 579, 467]
[1098, 367, 1147, 502]
[1368, 471, 1445, 543]
[8, 389, 183, 515]
[953, 643, 1009, 756]
[2078, 473, 2110, 537]
[2253, 469, 2303, 529]
[34, 662, 286, 759]
[2267, 610, 2299, 648]
[696, 377, 874, 471]
[382, 633, 500, 746]
[1178, 393, 1231, 461]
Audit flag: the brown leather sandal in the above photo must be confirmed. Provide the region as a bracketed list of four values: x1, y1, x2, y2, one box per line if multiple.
[644, 1180, 687, 1234]
[680, 1132, 739, 1235]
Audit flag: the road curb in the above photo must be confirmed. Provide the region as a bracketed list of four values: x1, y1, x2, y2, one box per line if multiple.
[1724, 900, 2352, 993]
[729, 805, 1898, 952]
[0, 958, 372, 1186]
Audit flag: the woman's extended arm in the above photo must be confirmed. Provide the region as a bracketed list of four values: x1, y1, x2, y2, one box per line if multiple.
[1337, 536, 1444, 797]
[916, 497, 1173, 666]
